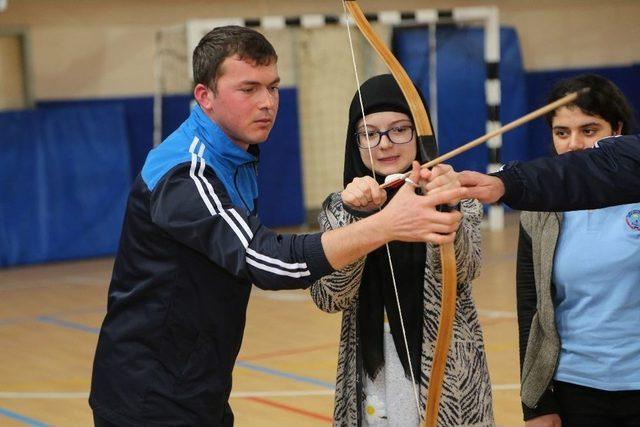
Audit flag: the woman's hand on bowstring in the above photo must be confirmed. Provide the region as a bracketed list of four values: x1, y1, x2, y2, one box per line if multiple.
[341, 176, 388, 212]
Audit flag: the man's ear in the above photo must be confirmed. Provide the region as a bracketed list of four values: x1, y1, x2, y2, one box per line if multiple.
[194, 83, 212, 112]
[614, 121, 623, 135]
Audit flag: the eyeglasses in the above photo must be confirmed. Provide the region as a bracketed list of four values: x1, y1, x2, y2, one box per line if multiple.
[354, 125, 415, 149]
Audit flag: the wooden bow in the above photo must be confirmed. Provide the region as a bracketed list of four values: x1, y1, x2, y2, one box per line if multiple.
[343, 2, 457, 426]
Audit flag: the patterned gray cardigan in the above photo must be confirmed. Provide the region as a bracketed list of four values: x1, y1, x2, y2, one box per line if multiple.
[310, 193, 495, 427]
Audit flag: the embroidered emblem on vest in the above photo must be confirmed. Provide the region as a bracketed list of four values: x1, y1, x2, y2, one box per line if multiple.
[626, 209, 640, 231]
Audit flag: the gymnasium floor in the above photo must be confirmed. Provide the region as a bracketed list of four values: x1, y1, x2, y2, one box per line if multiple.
[0, 213, 523, 427]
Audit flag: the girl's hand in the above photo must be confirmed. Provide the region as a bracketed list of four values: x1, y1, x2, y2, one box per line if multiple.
[341, 176, 387, 212]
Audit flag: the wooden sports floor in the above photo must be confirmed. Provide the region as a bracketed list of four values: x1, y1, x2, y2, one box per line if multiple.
[0, 213, 523, 427]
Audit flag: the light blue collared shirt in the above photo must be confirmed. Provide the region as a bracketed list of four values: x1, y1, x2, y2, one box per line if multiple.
[553, 203, 640, 390]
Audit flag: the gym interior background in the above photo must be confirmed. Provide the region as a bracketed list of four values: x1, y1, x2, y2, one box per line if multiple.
[0, 1, 639, 426]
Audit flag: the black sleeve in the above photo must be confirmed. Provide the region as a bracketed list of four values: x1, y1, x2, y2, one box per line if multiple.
[516, 222, 560, 420]
[150, 163, 333, 290]
[495, 134, 640, 211]
[516, 222, 536, 375]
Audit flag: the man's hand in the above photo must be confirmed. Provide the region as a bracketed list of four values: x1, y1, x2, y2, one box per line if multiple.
[320, 162, 467, 270]
[379, 162, 465, 245]
[342, 176, 387, 211]
[419, 164, 463, 206]
[525, 414, 561, 427]
[458, 170, 505, 203]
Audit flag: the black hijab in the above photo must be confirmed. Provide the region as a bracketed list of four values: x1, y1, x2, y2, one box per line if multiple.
[343, 74, 436, 382]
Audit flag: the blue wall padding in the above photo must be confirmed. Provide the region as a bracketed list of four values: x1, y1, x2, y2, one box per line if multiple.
[0, 105, 132, 267]
[161, 94, 193, 141]
[526, 64, 640, 159]
[255, 88, 305, 227]
[160, 89, 305, 228]
[393, 26, 529, 171]
[39, 97, 154, 178]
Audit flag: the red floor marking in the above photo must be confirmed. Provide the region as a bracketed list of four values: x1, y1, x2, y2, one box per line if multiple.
[238, 342, 337, 361]
[246, 396, 333, 423]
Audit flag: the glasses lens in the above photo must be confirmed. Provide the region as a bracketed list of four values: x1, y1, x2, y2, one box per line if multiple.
[388, 126, 414, 144]
[356, 130, 379, 148]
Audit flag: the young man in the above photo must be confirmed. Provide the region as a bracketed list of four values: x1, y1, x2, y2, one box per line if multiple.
[89, 26, 465, 427]
[456, 134, 640, 211]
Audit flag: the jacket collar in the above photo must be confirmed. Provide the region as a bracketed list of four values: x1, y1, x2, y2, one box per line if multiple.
[192, 105, 259, 167]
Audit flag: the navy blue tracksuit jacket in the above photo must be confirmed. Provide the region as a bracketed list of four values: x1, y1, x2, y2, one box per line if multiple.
[90, 106, 333, 426]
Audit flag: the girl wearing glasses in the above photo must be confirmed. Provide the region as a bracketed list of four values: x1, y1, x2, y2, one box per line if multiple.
[517, 74, 640, 427]
[311, 74, 494, 426]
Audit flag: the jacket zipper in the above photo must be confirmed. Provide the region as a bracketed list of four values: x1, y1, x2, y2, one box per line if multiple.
[233, 161, 258, 213]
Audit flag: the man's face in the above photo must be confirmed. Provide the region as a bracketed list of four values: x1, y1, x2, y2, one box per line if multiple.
[204, 56, 280, 150]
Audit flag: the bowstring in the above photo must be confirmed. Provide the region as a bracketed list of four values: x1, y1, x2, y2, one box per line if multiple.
[341, 0, 423, 420]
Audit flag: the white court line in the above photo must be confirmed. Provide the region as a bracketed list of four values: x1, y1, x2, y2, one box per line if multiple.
[478, 309, 517, 319]
[491, 383, 520, 391]
[0, 384, 519, 399]
[0, 391, 331, 399]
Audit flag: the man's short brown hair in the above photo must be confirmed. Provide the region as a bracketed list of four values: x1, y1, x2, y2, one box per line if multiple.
[193, 26, 277, 92]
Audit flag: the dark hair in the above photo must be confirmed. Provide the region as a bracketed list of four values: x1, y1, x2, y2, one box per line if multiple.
[545, 74, 636, 134]
[192, 26, 277, 91]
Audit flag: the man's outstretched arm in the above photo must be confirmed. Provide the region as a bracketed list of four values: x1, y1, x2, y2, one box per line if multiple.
[322, 162, 466, 270]
[459, 134, 640, 212]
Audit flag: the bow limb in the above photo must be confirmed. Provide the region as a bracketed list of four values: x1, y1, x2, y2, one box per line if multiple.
[424, 242, 456, 427]
[343, 2, 458, 427]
